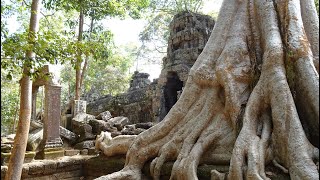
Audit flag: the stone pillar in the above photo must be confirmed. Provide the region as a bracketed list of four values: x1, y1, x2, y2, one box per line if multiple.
[73, 100, 86, 116]
[71, 100, 87, 131]
[43, 84, 63, 149]
[31, 86, 39, 121]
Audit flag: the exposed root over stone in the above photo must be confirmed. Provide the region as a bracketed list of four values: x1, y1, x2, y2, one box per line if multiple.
[95, 0, 319, 179]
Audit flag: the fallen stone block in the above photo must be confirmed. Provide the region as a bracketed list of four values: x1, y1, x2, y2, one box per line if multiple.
[89, 119, 111, 135]
[74, 140, 95, 150]
[96, 111, 112, 121]
[59, 126, 78, 144]
[135, 122, 154, 129]
[108, 116, 130, 130]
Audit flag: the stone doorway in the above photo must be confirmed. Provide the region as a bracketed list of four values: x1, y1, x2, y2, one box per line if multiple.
[164, 71, 183, 115]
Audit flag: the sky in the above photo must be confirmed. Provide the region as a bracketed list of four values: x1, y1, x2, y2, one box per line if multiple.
[102, 0, 223, 80]
[5, 0, 223, 81]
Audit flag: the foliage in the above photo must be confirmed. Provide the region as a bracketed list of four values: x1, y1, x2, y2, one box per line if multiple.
[315, 0, 319, 16]
[1, 0, 14, 42]
[1, 69, 20, 136]
[44, 0, 150, 100]
[1, 6, 79, 79]
[44, 0, 150, 20]
[137, 0, 211, 65]
[60, 44, 135, 105]
[2, 29, 72, 79]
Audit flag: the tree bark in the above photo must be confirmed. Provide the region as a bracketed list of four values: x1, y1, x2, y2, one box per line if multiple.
[95, 0, 319, 179]
[75, 9, 84, 100]
[5, 0, 41, 179]
[79, 17, 94, 91]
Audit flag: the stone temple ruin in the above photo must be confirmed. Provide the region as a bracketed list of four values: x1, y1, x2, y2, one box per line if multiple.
[86, 11, 215, 123]
[4, 11, 284, 180]
[1, 11, 292, 180]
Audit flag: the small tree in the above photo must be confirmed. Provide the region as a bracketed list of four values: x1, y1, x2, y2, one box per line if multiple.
[4, 0, 41, 179]
[2, 1, 72, 179]
[45, 0, 150, 100]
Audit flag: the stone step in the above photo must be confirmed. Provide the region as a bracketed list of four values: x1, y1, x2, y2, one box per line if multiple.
[64, 149, 80, 156]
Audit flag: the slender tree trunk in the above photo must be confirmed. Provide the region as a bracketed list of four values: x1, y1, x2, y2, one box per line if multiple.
[75, 9, 84, 100]
[79, 56, 88, 91]
[79, 17, 94, 90]
[5, 0, 41, 179]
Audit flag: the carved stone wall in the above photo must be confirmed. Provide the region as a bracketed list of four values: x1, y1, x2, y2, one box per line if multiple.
[87, 72, 157, 124]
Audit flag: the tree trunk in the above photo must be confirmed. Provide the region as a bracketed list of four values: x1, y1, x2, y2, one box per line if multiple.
[79, 16, 94, 96]
[75, 9, 84, 100]
[95, 0, 319, 179]
[5, 0, 41, 179]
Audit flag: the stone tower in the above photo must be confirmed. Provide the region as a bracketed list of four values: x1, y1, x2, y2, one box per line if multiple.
[86, 11, 215, 124]
[155, 11, 215, 121]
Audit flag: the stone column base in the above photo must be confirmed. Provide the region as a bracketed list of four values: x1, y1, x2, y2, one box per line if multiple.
[38, 147, 65, 160]
[1, 151, 36, 165]
[36, 137, 64, 160]
[43, 137, 63, 149]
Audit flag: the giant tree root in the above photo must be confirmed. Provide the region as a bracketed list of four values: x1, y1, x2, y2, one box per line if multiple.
[95, 0, 319, 179]
[228, 0, 319, 179]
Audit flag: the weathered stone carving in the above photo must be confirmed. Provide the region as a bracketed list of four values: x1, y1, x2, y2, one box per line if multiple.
[155, 11, 215, 121]
[128, 71, 151, 91]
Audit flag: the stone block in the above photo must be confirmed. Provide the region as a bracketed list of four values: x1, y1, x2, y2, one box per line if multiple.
[56, 161, 82, 173]
[73, 100, 87, 116]
[60, 126, 78, 144]
[108, 116, 130, 130]
[28, 161, 45, 175]
[65, 149, 80, 156]
[1, 144, 12, 153]
[135, 122, 154, 129]
[74, 125, 96, 143]
[23, 170, 83, 180]
[72, 113, 95, 130]
[21, 165, 30, 177]
[27, 128, 43, 151]
[1, 151, 36, 166]
[1, 153, 10, 165]
[89, 119, 111, 135]
[96, 111, 112, 121]
[88, 148, 98, 155]
[40, 148, 64, 160]
[74, 140, 95, 150]
[80, 149, 88, 155]
[83, 155, 126, 177]
[43, 160, 58, 175]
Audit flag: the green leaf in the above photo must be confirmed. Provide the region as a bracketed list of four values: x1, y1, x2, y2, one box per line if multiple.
[6, 73, 12, 80]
